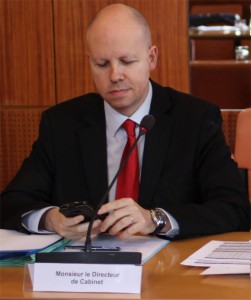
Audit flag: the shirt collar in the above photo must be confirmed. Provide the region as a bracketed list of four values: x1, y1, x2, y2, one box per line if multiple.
[104, 81, 152, 136]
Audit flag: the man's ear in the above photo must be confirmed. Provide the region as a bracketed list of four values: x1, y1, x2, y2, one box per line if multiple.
[149, 45, 158, 71]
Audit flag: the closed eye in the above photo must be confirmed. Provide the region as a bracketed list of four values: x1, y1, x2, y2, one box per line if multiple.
[121, 59, 137, 65]
[96, 62, 109, 68]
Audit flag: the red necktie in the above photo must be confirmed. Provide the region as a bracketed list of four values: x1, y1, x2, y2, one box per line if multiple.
[115, 120, 139, 201]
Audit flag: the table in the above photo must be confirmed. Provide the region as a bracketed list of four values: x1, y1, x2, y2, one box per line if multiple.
[0, 231, 250, 299]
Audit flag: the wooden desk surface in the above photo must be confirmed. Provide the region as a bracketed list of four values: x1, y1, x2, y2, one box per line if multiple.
[0, 231, 250, 299]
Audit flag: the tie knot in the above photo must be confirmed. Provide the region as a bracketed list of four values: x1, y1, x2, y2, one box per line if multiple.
[122, 119, 136, 137]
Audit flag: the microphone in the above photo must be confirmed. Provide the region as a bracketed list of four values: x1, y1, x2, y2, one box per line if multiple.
[36, 115, 155, 265]
[84, 114, 155, 252]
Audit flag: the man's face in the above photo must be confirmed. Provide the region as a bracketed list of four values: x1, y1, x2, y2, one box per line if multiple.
[87, 22, 158, 116]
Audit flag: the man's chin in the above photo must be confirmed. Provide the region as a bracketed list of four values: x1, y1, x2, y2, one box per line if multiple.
[106, 101, 133, 116]
[105, 97, 130, 108]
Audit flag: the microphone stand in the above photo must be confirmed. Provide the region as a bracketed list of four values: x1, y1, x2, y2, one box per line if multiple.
[84, 129, 146, 252]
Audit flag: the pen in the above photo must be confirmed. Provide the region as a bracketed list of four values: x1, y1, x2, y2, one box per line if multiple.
[64, 245, 121, 251]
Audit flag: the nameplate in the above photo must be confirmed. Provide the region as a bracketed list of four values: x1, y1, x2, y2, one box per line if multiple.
[27, 263, 142, 293]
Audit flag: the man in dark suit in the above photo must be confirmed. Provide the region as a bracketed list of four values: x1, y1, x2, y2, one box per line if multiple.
[1, 4, 250, 240]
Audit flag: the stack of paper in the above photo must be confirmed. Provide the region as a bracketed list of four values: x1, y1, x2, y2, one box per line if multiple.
[181, 240, 251, 275]
[65, 234, 169, 264]
[0, 229, 66, 266]
[0, 230, 169, 266]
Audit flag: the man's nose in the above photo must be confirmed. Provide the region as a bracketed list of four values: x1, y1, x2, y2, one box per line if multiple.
[110, 65, 124, 82]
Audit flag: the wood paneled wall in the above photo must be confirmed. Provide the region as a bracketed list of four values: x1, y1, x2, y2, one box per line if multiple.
[0, 0, 55, 106]
[0, 0, 190, 191]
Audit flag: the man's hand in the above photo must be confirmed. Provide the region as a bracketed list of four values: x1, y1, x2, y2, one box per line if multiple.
[41, 207, 102, 240]
[97, 198, 158, 239]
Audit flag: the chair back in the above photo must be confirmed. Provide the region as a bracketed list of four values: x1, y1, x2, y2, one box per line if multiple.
[234, 108, 251, 202]
[221, 109, 241, 154]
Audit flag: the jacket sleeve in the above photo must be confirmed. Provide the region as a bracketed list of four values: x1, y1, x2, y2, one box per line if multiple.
[167, 106, 250, 238]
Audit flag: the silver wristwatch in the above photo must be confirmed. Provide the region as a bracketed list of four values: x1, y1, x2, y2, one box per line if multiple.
[150, 208, 168, 234]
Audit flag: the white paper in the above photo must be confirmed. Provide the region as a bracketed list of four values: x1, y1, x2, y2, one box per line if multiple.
[65, 234, 169, 264]
[0, 229, 62, 253]
[191, 25, 249, 33]
[181, 240, 251, 275]
[195, 25, 237, 32]
[29, 262, 142, 293]
[201, 264, 250, 275]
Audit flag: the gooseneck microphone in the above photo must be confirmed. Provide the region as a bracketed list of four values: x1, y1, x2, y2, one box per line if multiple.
[84, 114, 155, 252]
[36, 115, 155, 265]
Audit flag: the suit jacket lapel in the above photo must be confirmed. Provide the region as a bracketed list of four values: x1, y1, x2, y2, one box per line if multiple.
[77, 96, 108, 207]
[139, 82, 173, 208]
[75, 83, 173, 208]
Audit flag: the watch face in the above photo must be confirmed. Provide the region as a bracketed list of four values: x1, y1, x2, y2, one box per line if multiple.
[151, 209, 167, 234]
[155, 209, 167, 222]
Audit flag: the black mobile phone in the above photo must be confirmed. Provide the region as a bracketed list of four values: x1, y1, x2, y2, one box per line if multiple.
[59, 201, 106, 223]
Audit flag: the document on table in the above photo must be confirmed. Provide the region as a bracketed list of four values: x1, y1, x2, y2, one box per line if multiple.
[0, 229, 169, 266]
[0, 229, 63, 259]
[65, 234, 169, 264]
[181, 240, 251, 275]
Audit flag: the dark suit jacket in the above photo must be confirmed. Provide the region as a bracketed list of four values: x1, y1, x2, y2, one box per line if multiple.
[1, 81, 250, 238]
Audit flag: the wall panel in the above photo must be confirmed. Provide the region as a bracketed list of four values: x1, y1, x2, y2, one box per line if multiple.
[0, 107, 48, 190]
[0, 0, 55, 106]
[0, 0, 55, 191]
